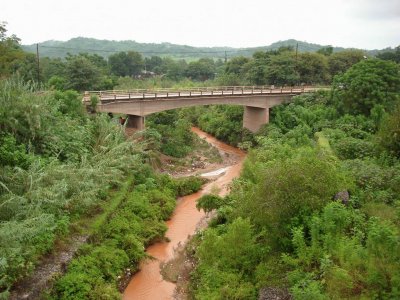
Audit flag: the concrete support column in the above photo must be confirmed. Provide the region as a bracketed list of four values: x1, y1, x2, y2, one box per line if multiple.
[127, 114, 145, 131]
[243, 106, 269, 133]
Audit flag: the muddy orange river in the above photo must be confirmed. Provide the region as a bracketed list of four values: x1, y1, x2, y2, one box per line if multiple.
[123, 127, 246, 300]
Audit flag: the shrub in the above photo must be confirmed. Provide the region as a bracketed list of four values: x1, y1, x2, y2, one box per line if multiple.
[196, 194, 225, 213]
[377, 105, 400, 158]
[236, 147, 350, 249]
[174, 176, 204, 196]
[334, 137, 375, 159]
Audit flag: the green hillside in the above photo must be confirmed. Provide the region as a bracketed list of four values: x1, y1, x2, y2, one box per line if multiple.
[22, 37, 362, 60]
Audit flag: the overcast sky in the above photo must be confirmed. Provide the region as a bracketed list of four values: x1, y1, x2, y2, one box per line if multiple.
[2, 0, 399, 49]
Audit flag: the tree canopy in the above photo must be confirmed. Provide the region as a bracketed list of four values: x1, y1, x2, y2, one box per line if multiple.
[108, 51, 144, 77]
[333, 58, 400, 115]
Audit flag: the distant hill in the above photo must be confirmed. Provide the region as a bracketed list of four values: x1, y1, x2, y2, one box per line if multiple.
[22, 37, 379, 60]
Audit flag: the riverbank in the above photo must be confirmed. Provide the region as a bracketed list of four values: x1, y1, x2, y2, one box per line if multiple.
[9, 178, 135, 300]
[8, 127, 244, 300]
[122, 127, 245, 300]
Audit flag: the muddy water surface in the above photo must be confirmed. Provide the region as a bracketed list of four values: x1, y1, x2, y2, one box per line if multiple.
[123, 128, 245, 300]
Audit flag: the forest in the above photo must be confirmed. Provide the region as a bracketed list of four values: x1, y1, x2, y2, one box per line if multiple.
[1, 20, 400, 299]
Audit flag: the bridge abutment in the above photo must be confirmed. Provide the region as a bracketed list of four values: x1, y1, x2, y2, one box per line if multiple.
[243, 106, 269, 133]
[127, 115, 145, 131]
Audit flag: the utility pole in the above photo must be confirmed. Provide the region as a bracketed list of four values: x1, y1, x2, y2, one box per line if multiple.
[36, 43, 40, 83]
[295, 42, 299, 85]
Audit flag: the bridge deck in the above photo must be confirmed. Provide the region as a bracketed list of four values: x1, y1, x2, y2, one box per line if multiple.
[84, 86, 324, 103]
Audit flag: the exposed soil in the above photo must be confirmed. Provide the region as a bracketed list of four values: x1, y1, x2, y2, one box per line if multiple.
[258, 287, 292, 300]
[9, 235, 88, 300]
[160, 211, 215, 300]
[160, 240, 195, 300]
[158, 138, 229, 178]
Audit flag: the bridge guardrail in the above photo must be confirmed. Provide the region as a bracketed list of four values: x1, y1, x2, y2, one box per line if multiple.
[83, 86, 329, 103]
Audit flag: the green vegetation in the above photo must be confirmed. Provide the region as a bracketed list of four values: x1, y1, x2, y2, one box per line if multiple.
[181, 105, 252, 146]
[51, 174, 203, 300]
[190, 58, 400, 299]
[22, 37, 386, 60]
[3, 22, 390, 93]
[145, 110, 196, 158]
[0, 77, 204, 298]
[2, 20, 400, 300]
[0, 78, 139, 298]
[0, 24, 213, 300]
[332, 59, 400, 115]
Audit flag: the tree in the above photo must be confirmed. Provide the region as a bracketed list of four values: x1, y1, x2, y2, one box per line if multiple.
[297, 52, 329, 84]
[108, 51, 143, 77]
[265, 51, 299, 86]
[159, 58, 187, 80]
[186, 58, 215, 81]
[328, 49, 365, 76]
[80, 53, 108, 69]
[376, 46, 400, 64]
[41, 57, 66, 82]
[0, 22, 25, 78]
[316, 46, 333, 56]
[332, 59, 400, 115]
[145, 56, 163, 73]
[225, 56, 250, 75]
[244, 60, 267, 85]
[54, 90, 85, 118]
[65, 55, 101, 91]
[48, 75, 67, 91]
[11, 52, 38, 81]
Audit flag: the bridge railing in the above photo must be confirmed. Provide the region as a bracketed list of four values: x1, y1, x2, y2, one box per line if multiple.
[83, 85, 328, 103]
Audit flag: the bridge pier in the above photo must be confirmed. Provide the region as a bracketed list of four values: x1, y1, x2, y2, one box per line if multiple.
[127, 115, 145, 131]
[243, 106, 269, 133]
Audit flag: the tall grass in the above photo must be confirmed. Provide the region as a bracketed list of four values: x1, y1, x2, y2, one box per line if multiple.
[0, 78, 143, 298]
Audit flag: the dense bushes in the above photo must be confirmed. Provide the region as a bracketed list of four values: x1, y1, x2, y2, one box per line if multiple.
[190, 61, 400, 299]
[377, 105, 400, 158]
[235, 147, 350, 250]
[51, 174, 204, 299]
[191, 218, 265, 300]
[146, 110, 195, 158]
[284, 203, 400, 299]
[0, 79, 139, 297]
[180, 104, 254, 146]
[173, 176, 205, 197]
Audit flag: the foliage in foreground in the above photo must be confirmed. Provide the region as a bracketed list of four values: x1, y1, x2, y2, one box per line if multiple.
[190, 61, 400, 299]
[0, 77, 208, 299]
[0, 79, 142, 297]
[51, 174, 204, 300]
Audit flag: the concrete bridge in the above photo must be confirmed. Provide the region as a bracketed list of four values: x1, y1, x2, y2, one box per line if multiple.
[84, 86, 322, 132]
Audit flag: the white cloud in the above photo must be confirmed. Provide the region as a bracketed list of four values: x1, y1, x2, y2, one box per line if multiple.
[347, 0, 400, 20]
[1, 0, 399, 49]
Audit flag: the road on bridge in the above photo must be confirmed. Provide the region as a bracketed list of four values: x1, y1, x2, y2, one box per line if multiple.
[83, 86, 324, 103]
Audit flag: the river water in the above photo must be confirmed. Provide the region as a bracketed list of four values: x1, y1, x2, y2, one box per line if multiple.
[123, 127, 245, 300]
